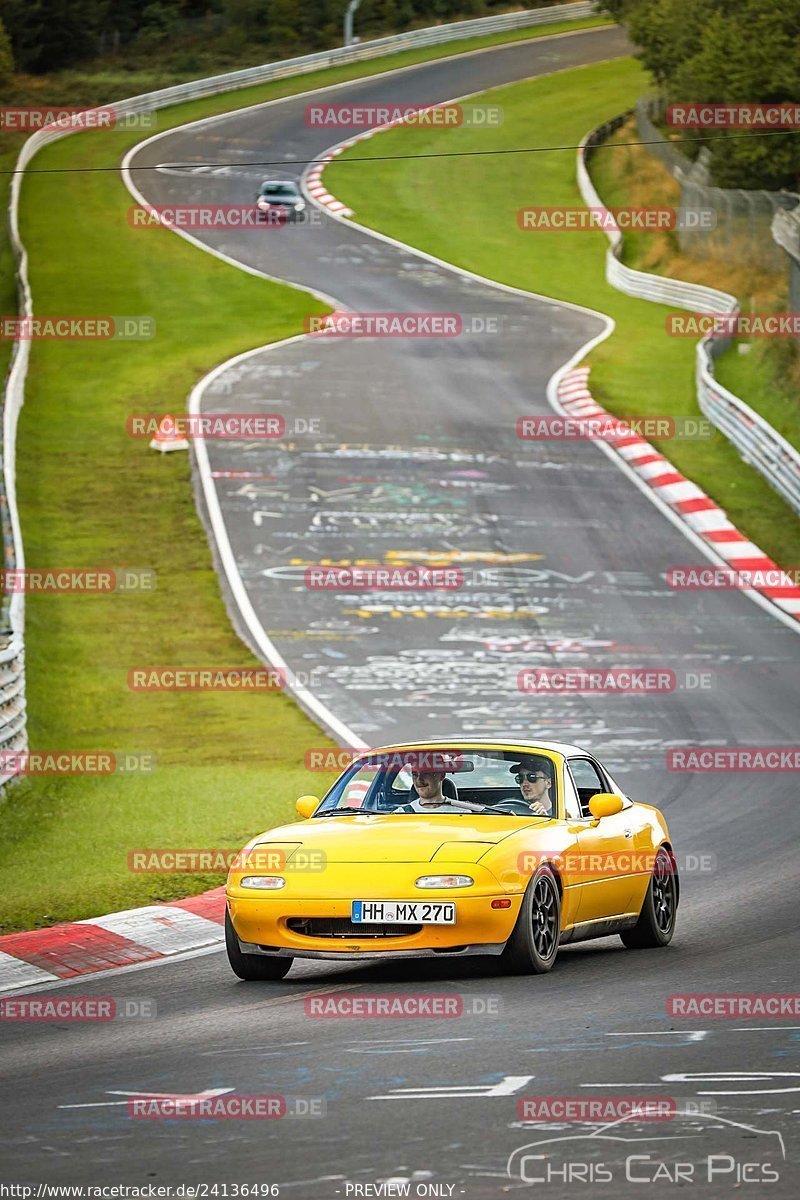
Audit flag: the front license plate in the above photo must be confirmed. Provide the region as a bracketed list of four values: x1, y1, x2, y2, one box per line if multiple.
[351, 900, 455, 925]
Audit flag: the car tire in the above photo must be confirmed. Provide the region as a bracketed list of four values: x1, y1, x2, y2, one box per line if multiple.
[500, 865, 560, 975]
[225, 911, 293, 980]
[620, 846, 677, 949]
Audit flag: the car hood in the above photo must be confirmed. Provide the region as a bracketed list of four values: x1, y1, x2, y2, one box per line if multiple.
[252, 813, 542, 863]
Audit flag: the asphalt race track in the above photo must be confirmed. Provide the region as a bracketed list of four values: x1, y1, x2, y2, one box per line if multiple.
[3, 26, 800, 1197]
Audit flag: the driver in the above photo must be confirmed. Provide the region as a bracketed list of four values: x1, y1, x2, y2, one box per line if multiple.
[511, 759, 554, 816]
[394, 768, 467, 813]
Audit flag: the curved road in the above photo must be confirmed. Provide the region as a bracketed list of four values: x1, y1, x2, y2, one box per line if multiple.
[3, 26, 799, 1197]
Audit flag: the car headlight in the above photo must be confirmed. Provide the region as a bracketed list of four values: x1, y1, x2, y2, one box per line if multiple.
[415, 874, 474, 889]
[240, 876, 285, 889]
[293, 201, 305, 211]
[257, 199, 269, 210]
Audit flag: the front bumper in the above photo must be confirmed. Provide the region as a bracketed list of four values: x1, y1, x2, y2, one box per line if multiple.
[226, 892, 521, 960]
[234, 939, 508, 962]
[256, 205, 305, 220]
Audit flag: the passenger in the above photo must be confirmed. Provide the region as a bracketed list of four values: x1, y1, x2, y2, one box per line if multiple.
[394, 767, 465, 812]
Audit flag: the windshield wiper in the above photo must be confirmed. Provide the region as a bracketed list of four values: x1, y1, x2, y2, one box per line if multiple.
[313, 807, 366, 817]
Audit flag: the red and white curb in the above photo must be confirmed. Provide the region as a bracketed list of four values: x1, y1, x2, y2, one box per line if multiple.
[558, 367, 800, 620]
[0, 888, 225, 992]
[305, 146, 352, 216]
[306, 103, 450, 218]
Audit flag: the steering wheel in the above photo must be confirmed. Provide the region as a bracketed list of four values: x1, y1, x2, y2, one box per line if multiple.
[492, 799, 535, 816]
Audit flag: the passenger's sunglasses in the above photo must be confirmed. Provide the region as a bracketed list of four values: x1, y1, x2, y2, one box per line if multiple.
[516, 771, 548, 784]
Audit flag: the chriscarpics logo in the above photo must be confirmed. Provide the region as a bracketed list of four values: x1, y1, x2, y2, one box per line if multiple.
[507, 1106, 785, 1186]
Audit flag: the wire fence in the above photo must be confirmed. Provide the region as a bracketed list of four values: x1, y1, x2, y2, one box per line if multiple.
[635, 97, 799, 274]
[772, 206, 800, 315]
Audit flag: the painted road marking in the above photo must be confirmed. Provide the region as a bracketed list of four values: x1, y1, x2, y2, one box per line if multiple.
[606, 1030, 708, 1041]
[369, 1075, 533, 1100]
[347, 1037, 473, 1054]
[663, 1071, 800, 1095]
[59, 1087, 234, 1110]
[581, 1070, 800, 1095]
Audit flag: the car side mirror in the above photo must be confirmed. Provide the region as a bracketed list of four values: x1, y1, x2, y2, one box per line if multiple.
[296, 795, 319, 819]
[588, 793, 625, 820]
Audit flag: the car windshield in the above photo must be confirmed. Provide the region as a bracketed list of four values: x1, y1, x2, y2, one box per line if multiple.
[260, 183, 297, 197]
[314, 748, 558, 816]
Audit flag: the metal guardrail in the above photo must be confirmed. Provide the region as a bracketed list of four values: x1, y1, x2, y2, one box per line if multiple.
[0, 2, 600, 784]
[0, 154, 33, 783]
[578, 117, 800, 520]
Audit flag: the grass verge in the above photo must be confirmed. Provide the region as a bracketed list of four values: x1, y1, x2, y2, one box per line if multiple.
[1, 153, 338, 931]
[326, 58, 800, 569]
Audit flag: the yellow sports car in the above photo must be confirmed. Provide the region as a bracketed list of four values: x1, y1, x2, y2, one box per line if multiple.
[225, 740, 678, 979]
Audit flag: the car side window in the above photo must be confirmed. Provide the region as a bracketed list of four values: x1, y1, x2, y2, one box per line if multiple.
[560, 767, 582, 819]
[567, 758, 607, 817]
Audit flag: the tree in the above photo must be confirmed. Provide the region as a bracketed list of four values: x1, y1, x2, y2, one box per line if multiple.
[0, 0, 111, 72]
[0, 16, 14, 89]
[600, 0, 800, 190]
